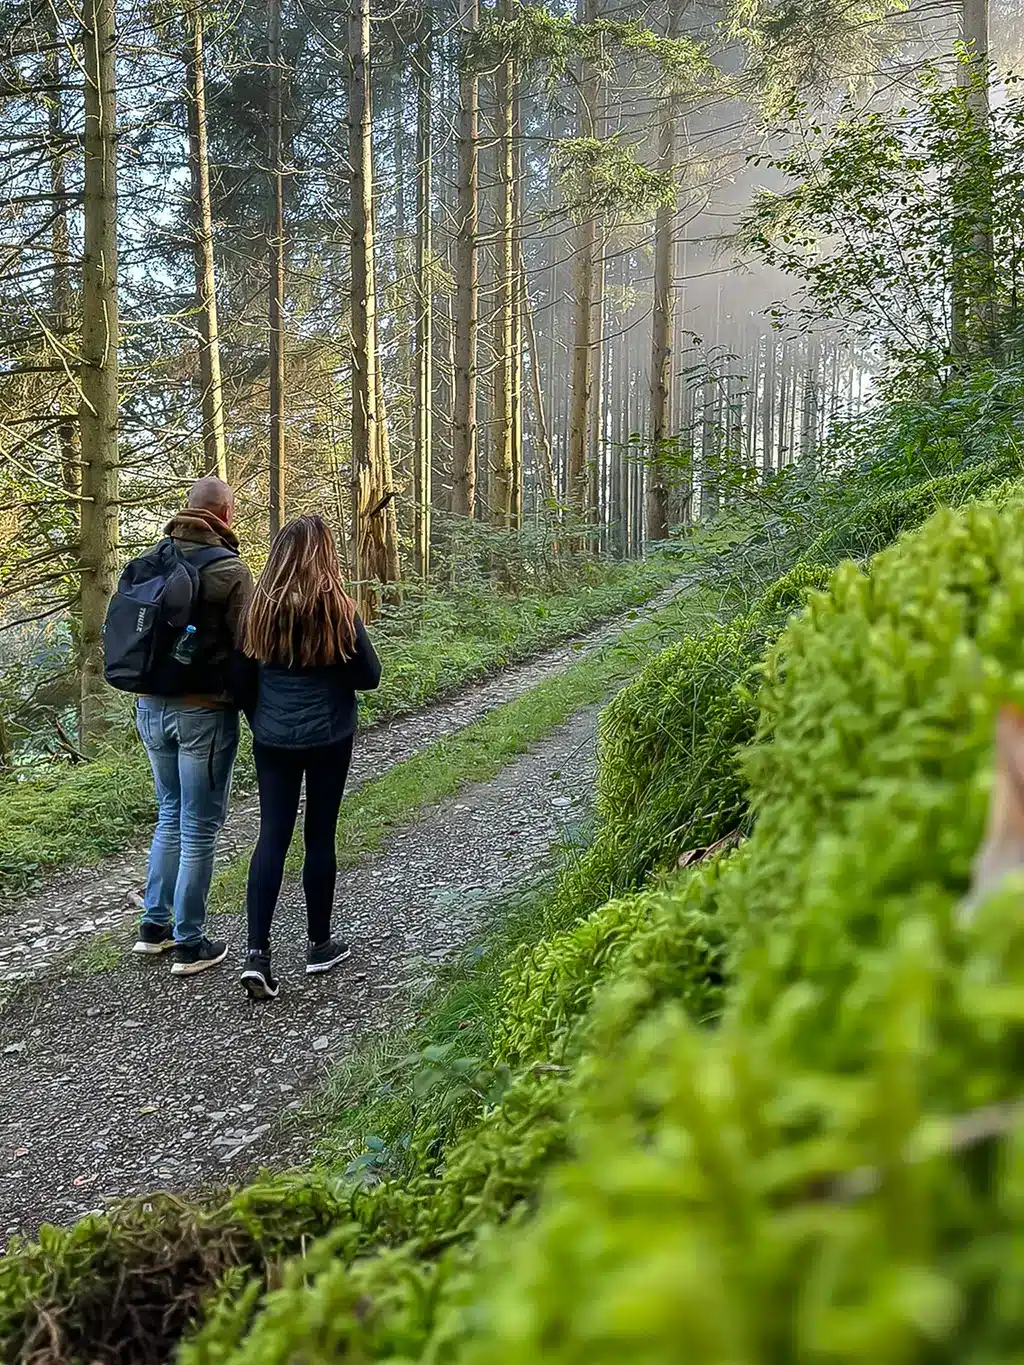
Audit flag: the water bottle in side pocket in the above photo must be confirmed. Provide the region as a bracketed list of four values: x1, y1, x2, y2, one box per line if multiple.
[171, 624, 198, 666]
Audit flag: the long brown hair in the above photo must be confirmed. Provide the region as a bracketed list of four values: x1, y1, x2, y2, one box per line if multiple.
[243, 514, 358, 667]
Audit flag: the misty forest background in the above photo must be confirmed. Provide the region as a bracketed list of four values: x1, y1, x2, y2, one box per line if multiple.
[0, 0, 1018, 761]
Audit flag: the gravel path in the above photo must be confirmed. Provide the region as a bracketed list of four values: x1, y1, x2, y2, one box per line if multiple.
[0, 707, 599, 1247]
[0, 584, 680, 995]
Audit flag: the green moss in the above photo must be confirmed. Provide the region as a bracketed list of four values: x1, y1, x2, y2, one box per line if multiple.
[801, 452, 1020, 568]
[0, 1175, 353, 1365]
[453, 489, 1024, 1363]
[185, 480, 1024, 1363]
[66, 931, 124, 976]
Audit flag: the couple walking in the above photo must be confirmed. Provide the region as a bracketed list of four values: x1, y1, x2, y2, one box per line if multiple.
[117, 478, 380, 1001]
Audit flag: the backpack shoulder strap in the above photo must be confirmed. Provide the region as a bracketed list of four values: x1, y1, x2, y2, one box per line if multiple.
[186, 544, 238, 572]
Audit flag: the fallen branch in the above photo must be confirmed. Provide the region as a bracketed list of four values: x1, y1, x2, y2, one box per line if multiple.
[677, 829, 743, 869]
[53, 714, 87, 764]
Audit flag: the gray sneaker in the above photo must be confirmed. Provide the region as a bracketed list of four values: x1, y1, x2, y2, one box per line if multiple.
[171, 937, 228, 976]
[132, 922, 175, 955]
[306, 938, 351, 975]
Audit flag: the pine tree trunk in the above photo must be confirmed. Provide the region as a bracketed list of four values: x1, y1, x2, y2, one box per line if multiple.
[801, 337, 819, 470]
[349, 0, 398, 615]
[523, 266, 556, 509]
[413, 19, 433, 576]
[511, 82, 523, 531]
[645, 97, 676, 541]
[955, 0, 997, 361]
[186, 5, 228, 479]
[491, 29, 515, 528]
[699, 376, 716, 520]
[375, 339, 401, 592]
[567, 0, 599, 532]
[267, 0, 286, 532]
[761, 333, 775, 477]
[645, 3, 682, 542]
[777, 352, 789, 467]
[349, 0, 378, 609]
[452, 0, 479, 517]
[79, 0, 120, 741]
[46, 42, 77, 498]
[588, 240, 605, 548]
[746, 335, 758, 471]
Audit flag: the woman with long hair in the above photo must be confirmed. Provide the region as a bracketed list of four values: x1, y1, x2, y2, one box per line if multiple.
[234, 514, 381, 1000]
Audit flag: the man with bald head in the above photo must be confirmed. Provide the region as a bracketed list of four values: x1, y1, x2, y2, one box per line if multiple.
[132, 477, 253, 974]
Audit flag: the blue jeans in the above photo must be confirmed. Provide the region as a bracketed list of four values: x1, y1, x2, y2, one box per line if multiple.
[137, 699, 240, 946]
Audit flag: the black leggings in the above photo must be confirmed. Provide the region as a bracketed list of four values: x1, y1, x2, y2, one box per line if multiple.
[246, 737, 354, 952]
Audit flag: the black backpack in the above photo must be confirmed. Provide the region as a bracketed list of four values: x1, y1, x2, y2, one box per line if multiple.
[103, 538, 237, 695]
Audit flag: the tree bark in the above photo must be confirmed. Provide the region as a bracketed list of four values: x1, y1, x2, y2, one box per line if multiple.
[646, 137, 674, 541]
[79, 0, 120, 740]
[491, 27, 515, 528]
[567, 0, 600, 532]
[953, 0, 996, 362]
[761, 333, 775, 478]
[801, 336, 819, 470]
[523, 266, 556, 509]
[511, 81, 523, 531]
[645, 19, 681, 542]
[777, 349, 789, 467]
[699, 375, 717, 520]
[186, 5, 228, 479]
[46, 41, 77, 497]
[413, 18, 433, 575]
[348, 0, 398, 616]
[588, 240, 605, 549]
[375, 338, 401, 591]
[267, 0, 286, 532]
[350, 0, 377, 607]
[452, 0, 479, 517]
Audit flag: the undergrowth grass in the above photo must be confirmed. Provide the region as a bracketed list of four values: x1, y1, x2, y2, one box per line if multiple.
[304, 877, 557, 1184]
[66, 932, 124, 976]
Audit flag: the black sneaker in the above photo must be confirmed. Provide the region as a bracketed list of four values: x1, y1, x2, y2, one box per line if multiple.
[240, 951, 279, 1001]
[171, 937, 229, 976]
[306, 938, 351, 975]
[132, 922, 175, 955]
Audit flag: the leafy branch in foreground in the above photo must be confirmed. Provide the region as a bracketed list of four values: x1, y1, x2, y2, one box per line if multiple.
[740, 66, 1019, 384]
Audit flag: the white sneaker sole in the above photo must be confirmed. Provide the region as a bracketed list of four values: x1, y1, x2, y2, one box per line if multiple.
[306, 947, 351, 975]
[241, 971, 279, 1001]
[171, 945, 229, 976]
[132, 939, 175, 955]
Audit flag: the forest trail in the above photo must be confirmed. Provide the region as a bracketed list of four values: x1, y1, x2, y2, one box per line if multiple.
[0, 589, 679, 1247]
[0, 582, 681, 998]
[0, 709, 597, 1247]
